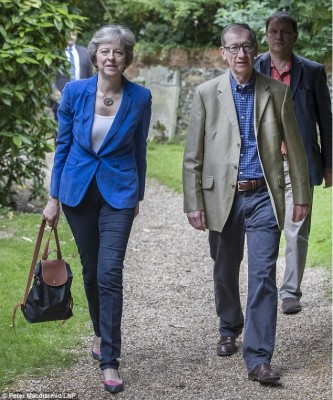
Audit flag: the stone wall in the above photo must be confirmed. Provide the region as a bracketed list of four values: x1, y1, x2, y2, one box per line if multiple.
[125, 48, 332, 140]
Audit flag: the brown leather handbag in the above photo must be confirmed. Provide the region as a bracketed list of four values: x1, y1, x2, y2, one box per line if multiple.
[13, 219, 73, 326]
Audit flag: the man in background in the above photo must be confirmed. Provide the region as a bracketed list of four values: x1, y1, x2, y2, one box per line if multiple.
[254, 11, 332, 315]
[51, 31, 93, 120]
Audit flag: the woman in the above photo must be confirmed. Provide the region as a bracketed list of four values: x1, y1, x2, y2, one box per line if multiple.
[43, 24, 152, 394]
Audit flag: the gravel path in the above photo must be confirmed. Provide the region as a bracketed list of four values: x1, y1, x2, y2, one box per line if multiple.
[12, 179, 332, 399]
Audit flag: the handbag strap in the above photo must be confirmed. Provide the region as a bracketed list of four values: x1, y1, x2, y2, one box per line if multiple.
[12, 218, 63, 329]
[41, 224, 62, 260]
[13, 218, 47, 328]
[22, 218, 48, 305]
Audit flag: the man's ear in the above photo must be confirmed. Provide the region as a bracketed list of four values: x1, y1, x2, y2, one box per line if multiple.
[219, 46, 227, 61]
[294, 31, 298, 43]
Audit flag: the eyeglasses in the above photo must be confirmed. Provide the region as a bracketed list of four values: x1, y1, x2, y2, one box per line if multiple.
[224, 43, 255, 54]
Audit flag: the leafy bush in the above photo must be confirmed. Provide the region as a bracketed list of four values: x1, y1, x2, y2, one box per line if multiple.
[0, 0, 85, 207]
[79, 0, 332, 63]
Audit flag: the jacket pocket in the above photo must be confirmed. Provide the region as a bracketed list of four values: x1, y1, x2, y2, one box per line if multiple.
[201, 176, 214, 189]
[118, 157, 136, 171]
[66, 153, 78, 166]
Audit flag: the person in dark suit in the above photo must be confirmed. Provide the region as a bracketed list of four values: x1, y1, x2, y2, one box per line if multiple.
[254, 11, 332, 315]
[183, 23, 311, 385]
[43, 24, 152, 394]
[51, 31, 93, 120]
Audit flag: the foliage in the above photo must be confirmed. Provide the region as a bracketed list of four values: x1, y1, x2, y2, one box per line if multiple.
[214, 0, 332, 60]
[0, 0, 85, 207]
[86, 0, 224, 60]
[76, 0, 331, 62]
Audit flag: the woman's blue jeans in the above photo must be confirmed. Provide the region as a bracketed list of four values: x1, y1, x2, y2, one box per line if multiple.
[62, 179, 135, 370]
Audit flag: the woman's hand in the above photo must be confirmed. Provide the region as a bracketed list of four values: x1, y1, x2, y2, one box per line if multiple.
[43, 197, 60, 227]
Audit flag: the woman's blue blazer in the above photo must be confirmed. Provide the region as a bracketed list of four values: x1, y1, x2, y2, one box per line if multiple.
[49, 74, 152, 209]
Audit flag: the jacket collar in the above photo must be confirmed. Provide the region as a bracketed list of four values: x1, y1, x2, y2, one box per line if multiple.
[257, 52, 303, 98]
[82, 74, 133, 152]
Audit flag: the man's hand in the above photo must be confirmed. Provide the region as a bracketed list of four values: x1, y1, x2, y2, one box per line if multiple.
[187, 210, 206, 231]
[292, 204, 310, 222]
[323, 168, 332, 188]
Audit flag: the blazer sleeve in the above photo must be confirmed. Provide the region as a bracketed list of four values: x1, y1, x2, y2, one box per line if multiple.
[314, 65, 332, 170]
[135, 91, 152, 201]
[49, 83, 74, 198]
[182, 86, 206, 213]
[281, 86, 312, 205]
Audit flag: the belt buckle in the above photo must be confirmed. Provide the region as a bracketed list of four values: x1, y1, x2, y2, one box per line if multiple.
[237, 180, 248, 191]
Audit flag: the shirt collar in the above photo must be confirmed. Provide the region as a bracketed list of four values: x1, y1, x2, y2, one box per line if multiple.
[229, 71, 256, 93]
[270, 59, 292, 72]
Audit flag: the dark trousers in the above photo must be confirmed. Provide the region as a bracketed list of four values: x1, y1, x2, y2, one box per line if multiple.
[62, 179, 135, 370]
[209, 186, 281, 373]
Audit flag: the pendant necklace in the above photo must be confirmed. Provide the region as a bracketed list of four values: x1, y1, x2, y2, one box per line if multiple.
[98, 84, 119, 106]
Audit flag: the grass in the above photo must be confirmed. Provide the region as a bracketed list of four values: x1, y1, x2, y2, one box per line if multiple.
[0, 214, 91, 389]
[0, 142, 331, 390]
[147, 142, 184, 193]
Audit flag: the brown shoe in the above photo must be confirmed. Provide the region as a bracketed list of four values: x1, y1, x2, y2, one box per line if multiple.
[248, 363, 280, 384]
[281, 298, 302, 314]
[217, 336, 238, 356]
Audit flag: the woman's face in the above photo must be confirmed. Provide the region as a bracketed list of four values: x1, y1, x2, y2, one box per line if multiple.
[95, 41, 127, 77]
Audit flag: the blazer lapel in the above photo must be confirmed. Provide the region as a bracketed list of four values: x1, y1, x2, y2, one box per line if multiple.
[82, 75, 98, 150]
[254, 72, 271, 134]
[290, 54, 303, 99]
[258, 52, 271, 76]
[98, 77, 132, 152]
[217, 71, 240, 136]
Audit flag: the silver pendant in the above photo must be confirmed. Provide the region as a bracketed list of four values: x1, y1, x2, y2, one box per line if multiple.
[103, 97, 113, 106]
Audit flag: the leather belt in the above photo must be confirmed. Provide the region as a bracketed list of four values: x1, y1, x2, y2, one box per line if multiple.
[237, 178, 266, 192]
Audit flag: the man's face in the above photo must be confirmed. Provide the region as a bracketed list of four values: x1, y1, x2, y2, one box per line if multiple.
[68, 32, 78, 46]
[220, 28, 257, 82]
[266, 20, 297, 56]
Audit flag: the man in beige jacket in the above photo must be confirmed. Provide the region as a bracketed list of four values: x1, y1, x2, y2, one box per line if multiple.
[183, 23, 311, 384]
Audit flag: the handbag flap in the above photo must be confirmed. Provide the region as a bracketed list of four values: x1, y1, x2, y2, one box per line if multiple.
[41, 259, 67, 286]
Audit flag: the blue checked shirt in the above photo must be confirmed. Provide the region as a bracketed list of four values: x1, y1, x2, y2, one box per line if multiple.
[230, 73, 264, 180]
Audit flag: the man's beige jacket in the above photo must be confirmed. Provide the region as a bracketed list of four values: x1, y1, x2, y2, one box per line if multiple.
[183, 70, 311, 232]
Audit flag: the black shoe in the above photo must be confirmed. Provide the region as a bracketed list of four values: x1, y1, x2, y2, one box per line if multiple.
[248, 363, 280, 384]
[217, 336, 238, 356]
[281, 298, 302, 314]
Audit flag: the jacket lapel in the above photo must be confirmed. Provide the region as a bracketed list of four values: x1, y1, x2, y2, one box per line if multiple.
[290, 54, 303, 98]
[82, 75, 98, 150]
[254, 72, 271, 135]
[98, 77, 132, 152]
[258, 52, 271, 76]
[217, 71, 240, 136]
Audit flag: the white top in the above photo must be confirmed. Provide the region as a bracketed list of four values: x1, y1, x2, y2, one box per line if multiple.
[91, 113, 115, 152]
